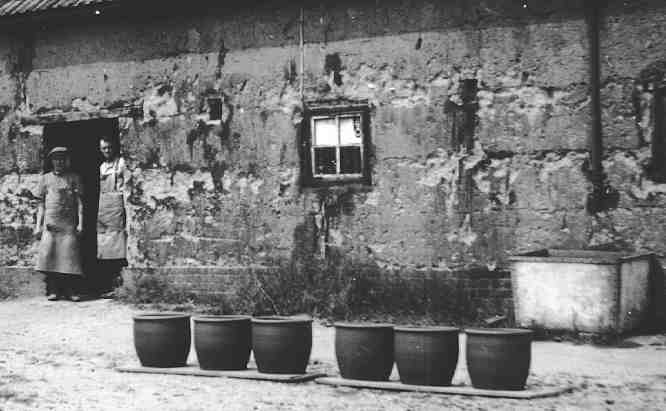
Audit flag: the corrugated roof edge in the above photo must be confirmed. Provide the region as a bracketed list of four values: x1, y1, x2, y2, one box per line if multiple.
[0, 0, 118, 18]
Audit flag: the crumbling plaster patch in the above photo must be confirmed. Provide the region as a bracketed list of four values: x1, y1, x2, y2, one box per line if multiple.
[26, 52, 219, 114]
[323, 143, 593, 270]
[478, 86, 567, 130]
[132, 168, 216, 209]
[416, 142, 485, 219]
[477, 84, 590, 152]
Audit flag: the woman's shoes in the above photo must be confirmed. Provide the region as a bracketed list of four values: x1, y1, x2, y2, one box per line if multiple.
[47, 293, 81, 302]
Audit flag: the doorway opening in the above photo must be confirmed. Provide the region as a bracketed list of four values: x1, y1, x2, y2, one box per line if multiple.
[42, 118, 120, 290]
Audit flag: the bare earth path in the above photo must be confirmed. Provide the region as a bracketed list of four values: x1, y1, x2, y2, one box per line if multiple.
[1, 297, 665, 410]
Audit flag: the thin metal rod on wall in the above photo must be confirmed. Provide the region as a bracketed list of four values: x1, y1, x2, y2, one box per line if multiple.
[299, 6, 305, 99]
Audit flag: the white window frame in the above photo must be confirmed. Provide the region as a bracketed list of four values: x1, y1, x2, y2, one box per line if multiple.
[310, 111, 364, 180]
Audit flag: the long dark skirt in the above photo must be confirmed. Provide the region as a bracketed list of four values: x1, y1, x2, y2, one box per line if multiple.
[42, 272, 83, 297]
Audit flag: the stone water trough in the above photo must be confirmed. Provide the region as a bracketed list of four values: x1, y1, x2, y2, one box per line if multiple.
[510, 249, 654, 334]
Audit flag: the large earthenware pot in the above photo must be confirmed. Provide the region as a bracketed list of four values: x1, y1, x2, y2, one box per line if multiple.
[133, 313, 191, 367]
[465, 328, 533, 390]
[394, 326, 459, 386]
[335, 323, 394, 381]
[193, 315, 252, 370]
[251, 316, 312, 374]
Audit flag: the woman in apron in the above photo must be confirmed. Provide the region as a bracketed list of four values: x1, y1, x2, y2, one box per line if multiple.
[34, 147, 84, 301]
[97, 137, 129, 297]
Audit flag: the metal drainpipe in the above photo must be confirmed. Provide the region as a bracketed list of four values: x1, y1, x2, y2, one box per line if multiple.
[586, 0, 606, 213]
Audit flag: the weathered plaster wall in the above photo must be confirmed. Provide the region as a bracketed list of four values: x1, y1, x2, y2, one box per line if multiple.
[0, 0, 664, 316]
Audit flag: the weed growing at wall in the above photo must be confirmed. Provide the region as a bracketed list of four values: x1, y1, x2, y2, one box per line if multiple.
[117, 260, 513, 324]
[0, 285, 15, 300]
[116, 269, 195, 305]
[226, 256, 494, 324]
[0, 274, 25, 301]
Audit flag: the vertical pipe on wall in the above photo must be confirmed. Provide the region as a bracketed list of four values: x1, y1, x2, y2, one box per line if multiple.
[585, 0, 608, 213]
[587, 0, 603, 183]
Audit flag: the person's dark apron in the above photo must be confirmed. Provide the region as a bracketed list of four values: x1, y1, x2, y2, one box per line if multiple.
[36, 175, 84, 275]
[97, 160, 127, 260]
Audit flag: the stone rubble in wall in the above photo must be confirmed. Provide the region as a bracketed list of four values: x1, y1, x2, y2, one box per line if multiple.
[605, 149, 666, 200]
[70, 97, 99, 113]
[472, 157, 517, 209]
[446, 213, 478, 247]
[636, 89, 654, 142]
[142, 83, 179, 123]
[0, 173, 41, 226]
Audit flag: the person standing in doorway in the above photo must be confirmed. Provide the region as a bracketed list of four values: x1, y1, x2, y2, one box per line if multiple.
[96, 137, 128, 298]
[34, 147, 85, 301]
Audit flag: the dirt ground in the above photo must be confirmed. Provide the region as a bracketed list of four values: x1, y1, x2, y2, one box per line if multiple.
[0, 297, 665, 411]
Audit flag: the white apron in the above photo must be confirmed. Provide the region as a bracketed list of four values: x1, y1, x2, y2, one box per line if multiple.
[97, 159, 127, 260]
[36, 173, 84, 275]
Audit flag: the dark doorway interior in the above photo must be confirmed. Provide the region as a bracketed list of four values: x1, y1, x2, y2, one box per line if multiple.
[42, 118, 120, 291]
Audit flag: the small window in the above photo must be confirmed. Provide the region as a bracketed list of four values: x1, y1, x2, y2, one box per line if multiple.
[311, 113, 364, 179]
[301, 101, 371, 186]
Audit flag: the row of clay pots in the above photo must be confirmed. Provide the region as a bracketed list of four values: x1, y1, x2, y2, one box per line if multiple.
[133, 314, 532, 390]
[335, 324, 533, 390]
[133, 314, 312, 374]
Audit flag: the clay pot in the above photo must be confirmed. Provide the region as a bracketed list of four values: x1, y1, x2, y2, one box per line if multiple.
[394, 326, 459, 386]
[334, 323, 394, 381]
[465, 328, 533, 390]
[193, 315, 252, 370]
[251, 316, 312, 374]
[133, 313, 191, 367]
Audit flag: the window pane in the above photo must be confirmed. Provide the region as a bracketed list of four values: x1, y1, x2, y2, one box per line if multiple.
[340, 146, 362, 174]
[313, 118, 338, 146]
[207, 98, 223, 120]
[340, 116, 362, 145]
[314, 147, 337, 174]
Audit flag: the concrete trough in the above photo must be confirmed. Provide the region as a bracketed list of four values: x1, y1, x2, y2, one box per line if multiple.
[509, 249, 654, 334]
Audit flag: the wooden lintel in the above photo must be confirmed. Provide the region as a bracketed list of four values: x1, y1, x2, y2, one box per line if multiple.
[305, 99, 370, 113]
[20, 105, 143, 126]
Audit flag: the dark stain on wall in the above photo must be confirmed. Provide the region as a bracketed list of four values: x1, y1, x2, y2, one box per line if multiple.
[457, 78, 479, 215]
[637, 60, 666, 182]
[283, 59, 298, 85]
[216, 40, 229, 79]
[324, 53, 343, 87]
